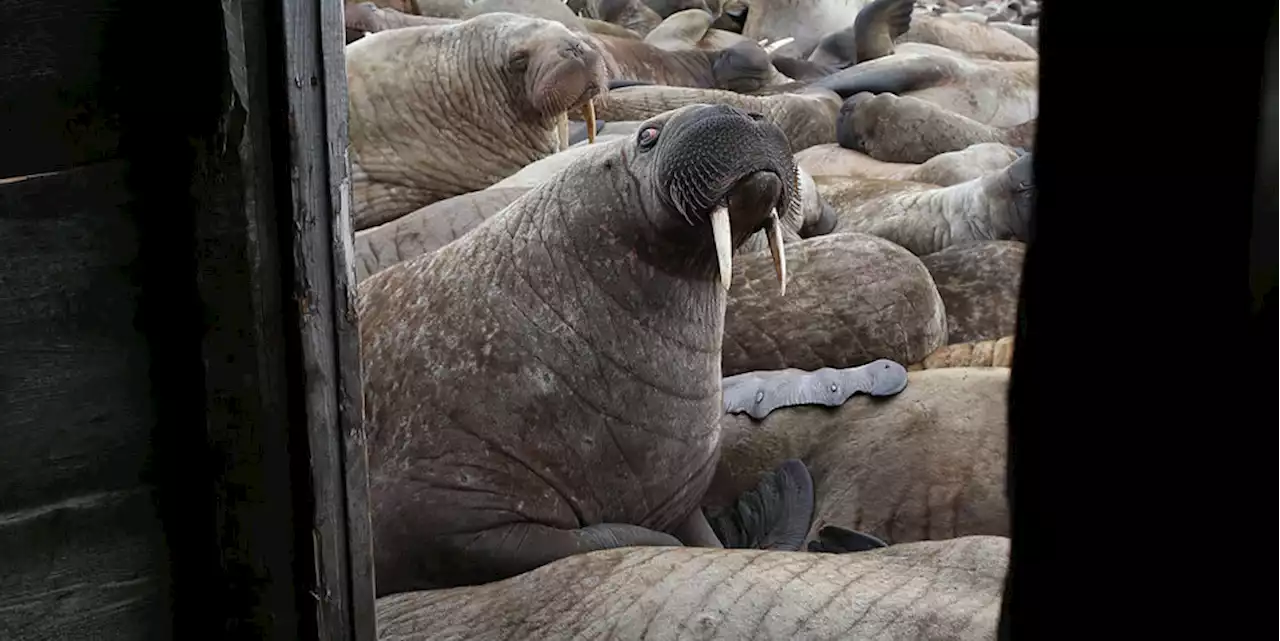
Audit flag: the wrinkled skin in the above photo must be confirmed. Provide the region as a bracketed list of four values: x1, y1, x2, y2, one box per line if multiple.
[360, 104, 800, 595]
[806, 0, 914, 68]
[352, 145, 837, 283]
[816, 47, 1039, 128]
[899, 14, 1038, 60]
[346, 15, 607, 230]
[838, 92, 1036, 163]
[988, 21, 1038, 49]
[344, 2, 457, 43]
[377, 537, 1008, 641]
[909, 336, 1014, 370]
[816, 153, 1034, 255]
[920, 240, 1025, 343]
[797, 141, 1021, 184]
[591, 33, 775, 93]
[709, 368, 1010, 545]
[596, 85, 843, 152]
[723, 232, 948, 376]
[742, 0, 873, 59]
[353, 188, 528, 283]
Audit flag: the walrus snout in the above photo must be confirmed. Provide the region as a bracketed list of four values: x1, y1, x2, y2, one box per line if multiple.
[836, 92, 877, 152]
[528, 35, 608, 118]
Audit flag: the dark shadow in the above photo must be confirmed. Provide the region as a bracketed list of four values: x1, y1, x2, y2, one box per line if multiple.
[1000, 2, 1276, 639]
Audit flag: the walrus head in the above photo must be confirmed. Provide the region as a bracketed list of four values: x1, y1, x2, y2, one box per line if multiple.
[490, 14, 608, 130]
[631, 103, 799, 294]
[709, 40, 774, 93]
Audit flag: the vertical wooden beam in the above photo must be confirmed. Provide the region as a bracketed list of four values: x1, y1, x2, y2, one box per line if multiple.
[274, 0, 375, 638]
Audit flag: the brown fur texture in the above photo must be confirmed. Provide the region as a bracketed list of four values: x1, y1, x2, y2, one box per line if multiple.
[797, 141, 1019, 185]
[908, 336, 1014, 370]
[723, 232, 948, 376]
[353, 188, 529, 283]
[815, 155, 1032, 256]
[376, 537, 1008, 640]
[359, 105, 800, 595]
[899, 14, 1038, 60]
[919, 240, 1025, 342]
[596, 85, 843, 152]
[346, 15, 608, 230]
[839, 92, 1035, 163]
[821, 48, 1038, 128]
[710, 367, 1009, 545]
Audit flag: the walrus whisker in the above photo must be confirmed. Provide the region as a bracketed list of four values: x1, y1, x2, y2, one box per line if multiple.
[556, 112, 570, 151]
[766, 210, 787, 296]
[710, 206, 733, 292]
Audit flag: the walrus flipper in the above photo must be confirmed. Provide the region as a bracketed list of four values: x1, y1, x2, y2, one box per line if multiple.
[722, 359, 910, 420]
[807, 0, 914, 68]
[811, 56, 953, 99]
[807, 525, 890, 554]
[704, 459, 816, 552]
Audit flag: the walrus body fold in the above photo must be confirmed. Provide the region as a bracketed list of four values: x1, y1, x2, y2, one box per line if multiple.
[376, 537, 1008, 641]
[360, 104, 800, 595]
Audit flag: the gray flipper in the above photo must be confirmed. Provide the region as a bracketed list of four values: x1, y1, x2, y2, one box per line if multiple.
[811, 55, 954, 99]
[704, 459, 815, 552]
[808, 0, 914, 68]
[807, 524, 890, 554]
[722, 359, 909, 420]
[772, 56, 839, 82]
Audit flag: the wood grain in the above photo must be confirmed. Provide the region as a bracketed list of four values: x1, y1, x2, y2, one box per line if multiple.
[0, 163, 169, 640]
[0, 0, 124, 177]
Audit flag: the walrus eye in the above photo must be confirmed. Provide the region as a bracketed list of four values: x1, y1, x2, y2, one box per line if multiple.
[637, 126, 660, 151]
[508, 51, 529, 72]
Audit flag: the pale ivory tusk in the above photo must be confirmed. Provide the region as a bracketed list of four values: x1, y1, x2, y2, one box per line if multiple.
[583, 100, 596, 144]
[763, 37, 795, 54]
[556, 112, 570, 151]
[710, 206, 733, 292]
[766, 210, 787, 296]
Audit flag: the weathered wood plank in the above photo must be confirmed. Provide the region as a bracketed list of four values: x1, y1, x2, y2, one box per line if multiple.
[0, 0, 124, 177]
[278, 0, 375, 637]
[0, 488, 169, 640]
[0, 161, 154, 514]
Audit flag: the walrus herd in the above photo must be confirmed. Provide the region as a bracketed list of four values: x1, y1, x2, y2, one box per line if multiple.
[343, 0, 1037, 637]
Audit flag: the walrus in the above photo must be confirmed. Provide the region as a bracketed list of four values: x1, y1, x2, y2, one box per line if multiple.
[897, 14, 1038, 61]
[346, 14, 607, 230]
[376, 537, 1009, 641]
[838, 91, 1036, 163]
[908, 336, 1014, 370]
[710, 367, 1010, 544]
[919, 240, 1025, 343]
[796, 140, 1021, 185]
[591, 32, 776, 93]
[595, 84, 843, 151]
[360, 104, 800, 595]
[344, 1, 458, 42]
[463, 0, 588, 31]
[353, 188, 529, 283]
[351, 151, 838, 283]
[723, 232, 948, 376]
[804, 0, 914, 68]
[586, 0, 663, 36]
[740, 0, 873, 59]
[814, 45, 1038, 128]
[816, 153, 1034, 255]
[987, 20, 1038, 49]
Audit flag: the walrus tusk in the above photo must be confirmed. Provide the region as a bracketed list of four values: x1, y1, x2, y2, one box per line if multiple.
[763, 37, 795, 54]
[766, 210, 787, 296]
[583, 100, 596, 144]
[711, 206, 733, 292]
[556, 112, 570, 151]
